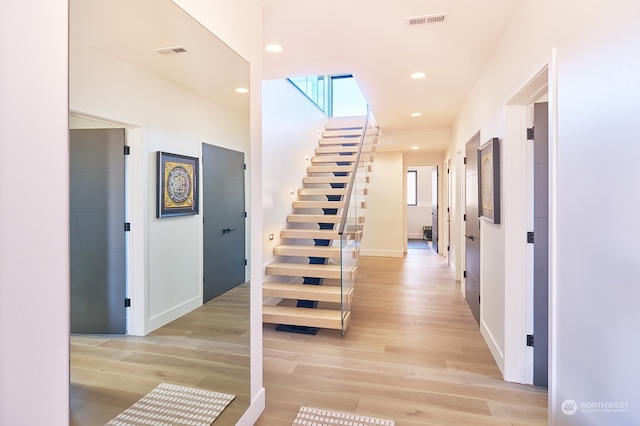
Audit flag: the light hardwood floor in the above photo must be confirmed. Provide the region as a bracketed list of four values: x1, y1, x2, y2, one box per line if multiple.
[255, 247, 548, 426]
[69, 283, 250, 425]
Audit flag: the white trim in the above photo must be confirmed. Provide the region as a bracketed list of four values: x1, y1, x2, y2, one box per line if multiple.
[503, 63, 550, 384]
[236, 387, 266, 426]
[481, 319, 505, 373]
[68, 109, 147, 336]
[547, 46, 559, 426]
[503, 104, 528, 383]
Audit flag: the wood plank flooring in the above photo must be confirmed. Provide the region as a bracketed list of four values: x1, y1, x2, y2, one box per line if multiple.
[255, 248, 547, 426]
[69, 283, 250, 425]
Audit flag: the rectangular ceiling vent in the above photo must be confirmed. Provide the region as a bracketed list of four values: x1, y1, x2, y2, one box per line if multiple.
[406, 13, 448, 26]
[153, 45, 187, 55]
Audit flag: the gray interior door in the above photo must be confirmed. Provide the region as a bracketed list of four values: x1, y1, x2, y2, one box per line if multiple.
[533, 102, 549, 388]
[70, 128, 126, 334]
[202, 143, 246, 303]
[465, 133, 481, 325]
[431, 167, 439, 253]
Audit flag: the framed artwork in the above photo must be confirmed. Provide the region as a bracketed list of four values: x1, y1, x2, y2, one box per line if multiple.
[477, 138, 500, 224]
[157, 151, 199, 218]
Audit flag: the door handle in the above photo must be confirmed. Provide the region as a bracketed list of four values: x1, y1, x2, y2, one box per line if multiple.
[222, 228, 236, 234]
[464, 234, 475, 241]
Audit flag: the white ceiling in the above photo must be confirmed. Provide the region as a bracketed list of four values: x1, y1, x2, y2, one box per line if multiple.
[70, 0, 250, 118]
[263, 0, 524, 133]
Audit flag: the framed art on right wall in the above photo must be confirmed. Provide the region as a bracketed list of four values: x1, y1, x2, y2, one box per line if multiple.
[478, 137, 500, 224]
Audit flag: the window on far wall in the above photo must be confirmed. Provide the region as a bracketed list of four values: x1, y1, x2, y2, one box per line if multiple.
[407, 170, 417, 206]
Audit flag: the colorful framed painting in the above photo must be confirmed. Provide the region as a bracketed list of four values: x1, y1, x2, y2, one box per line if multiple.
[477, 138, 500, 224]
[157, 151, 199, 218]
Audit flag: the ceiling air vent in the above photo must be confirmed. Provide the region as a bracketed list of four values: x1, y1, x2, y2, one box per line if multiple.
[153, 45, 187, 55]
[406, 13, 449, 26]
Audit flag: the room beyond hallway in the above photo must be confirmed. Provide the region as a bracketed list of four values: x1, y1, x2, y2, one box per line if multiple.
[257, 250, 547, 425]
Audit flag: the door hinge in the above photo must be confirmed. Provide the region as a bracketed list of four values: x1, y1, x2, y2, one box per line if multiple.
[124, 145, 130, 155]
[527, 231, 534, 244]
[244, 259, 248, 266]
[463, 157, 467, 165]
[463, 214, 467, 221]
[243, 163, 247, 170]
[124, 298, 131, 308]
[244, 211, 248, 218]
[124, 222, 131, 232]
[463, 270, 467, 278]
[527, 127, 534, 140]
[447, 168, 450, 174]
[527, 334, 534, 347]
[478, 295, 481, 304]
[447, 245, 450, 252]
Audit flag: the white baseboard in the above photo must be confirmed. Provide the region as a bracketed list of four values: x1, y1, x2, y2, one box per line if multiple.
[236, 387, 265, 425]
[145, 296, 201, 334]
[361, 248, 404, 258]
[481, 319, 505, 376]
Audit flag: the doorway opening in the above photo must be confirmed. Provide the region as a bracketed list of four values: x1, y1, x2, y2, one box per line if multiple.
[406, 165, 436, 252]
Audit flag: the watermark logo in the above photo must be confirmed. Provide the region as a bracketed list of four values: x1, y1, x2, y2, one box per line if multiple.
[561, 398, 630, 415]
[562, 399, 578, 416]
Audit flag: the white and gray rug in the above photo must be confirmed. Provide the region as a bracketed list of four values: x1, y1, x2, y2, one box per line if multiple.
[106, 383, 235, 426]
[293, 406, 395, 426]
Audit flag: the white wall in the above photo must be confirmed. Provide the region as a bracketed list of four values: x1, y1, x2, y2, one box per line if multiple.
[70, 40, 250, 333]
[407, 166, 434, 239]
[361, 151, 405, 257]
[0, 1, 266, 424]
[0, 1, 69, 425]
[447, 0, 640, 423]
[262, 79, 328, 275]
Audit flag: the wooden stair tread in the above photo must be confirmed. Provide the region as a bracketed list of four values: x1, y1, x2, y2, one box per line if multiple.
[315, 146, 359, 154]
[281, 229, 342, 239]
[287, 214, 341, 223]
[303, 176, 370, 185]
[266, 262, 357, 279]
[292, 200, 345, 209]
[318, 138, 360, 146]
[298, 188, 347, 196]
[286, 214, 364, 224]
[303, 176, 351, 184]
[307, 165, 355, 173]
[273, 244, 358, 258]
[311, 155, 357, 163]
[263, 282, 354, 304]
[322, 129, 365, 138]
[263, 305, 351, 330]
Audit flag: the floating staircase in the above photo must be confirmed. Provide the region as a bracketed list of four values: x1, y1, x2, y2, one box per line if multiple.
[263, 117, 376, 335]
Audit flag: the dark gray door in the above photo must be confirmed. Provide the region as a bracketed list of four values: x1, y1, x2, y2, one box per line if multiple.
[465, 133, 481, 325]
[533, 102, 549, 388]
[431, 167, 439, 253]
[202, 144, 246, 303]
[70, 128, 126, 334]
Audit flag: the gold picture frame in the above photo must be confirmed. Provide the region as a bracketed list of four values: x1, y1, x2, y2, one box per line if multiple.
[477, 138, 500, 224]
[157, 151, 199, 218]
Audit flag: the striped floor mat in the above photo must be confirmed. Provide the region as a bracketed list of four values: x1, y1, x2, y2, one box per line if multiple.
[106, 383, 235, 426]
[293, 406, 395, 426]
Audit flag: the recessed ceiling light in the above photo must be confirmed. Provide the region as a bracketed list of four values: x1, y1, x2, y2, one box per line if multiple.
[411, 112, 422, 117]
[410, 72, 426, 79]
[235, 87, 250, 94]
[265, 44, 284, 53]
[411, 146, 420, 150]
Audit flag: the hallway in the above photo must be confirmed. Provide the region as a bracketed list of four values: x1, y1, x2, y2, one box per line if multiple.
[257, 249, 547, 425]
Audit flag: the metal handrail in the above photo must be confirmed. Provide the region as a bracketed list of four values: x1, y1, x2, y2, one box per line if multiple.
[337, 107, 371, 236]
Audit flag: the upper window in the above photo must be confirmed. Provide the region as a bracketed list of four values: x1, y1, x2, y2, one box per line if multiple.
[329, 75, 368, 117]
[288, 74, 367, 117]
